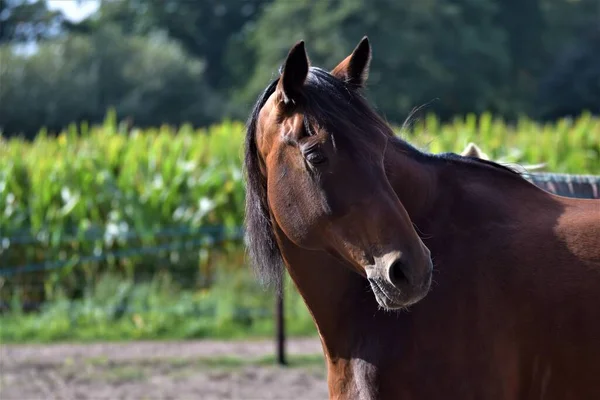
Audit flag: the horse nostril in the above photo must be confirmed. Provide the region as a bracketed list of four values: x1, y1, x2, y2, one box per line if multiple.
[388, 259, 409, 286]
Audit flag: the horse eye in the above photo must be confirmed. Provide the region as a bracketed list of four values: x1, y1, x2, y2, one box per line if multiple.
[305, 150, 327, 165]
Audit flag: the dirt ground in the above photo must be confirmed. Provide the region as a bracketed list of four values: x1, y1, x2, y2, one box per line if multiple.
[0, 338, 329, 400]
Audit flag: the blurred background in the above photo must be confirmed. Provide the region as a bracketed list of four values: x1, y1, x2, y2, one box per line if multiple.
[0, 0, 599, 398]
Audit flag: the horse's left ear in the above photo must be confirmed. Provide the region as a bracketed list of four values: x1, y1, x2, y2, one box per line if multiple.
[331, 36, 372, 88]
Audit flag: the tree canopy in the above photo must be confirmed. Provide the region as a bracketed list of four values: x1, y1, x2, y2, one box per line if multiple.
[1, 0, 598, 137]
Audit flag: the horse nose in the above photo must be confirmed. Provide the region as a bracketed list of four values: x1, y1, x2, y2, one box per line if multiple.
[387, 257, 410, 286]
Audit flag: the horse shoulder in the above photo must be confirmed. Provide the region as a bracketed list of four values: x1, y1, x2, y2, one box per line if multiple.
[554, 199, 600, 265]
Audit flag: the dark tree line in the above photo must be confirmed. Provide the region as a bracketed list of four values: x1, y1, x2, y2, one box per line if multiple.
[1, 0, 598, 138]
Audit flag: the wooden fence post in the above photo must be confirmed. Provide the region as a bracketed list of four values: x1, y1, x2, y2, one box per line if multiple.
[276, 288, 286, 365]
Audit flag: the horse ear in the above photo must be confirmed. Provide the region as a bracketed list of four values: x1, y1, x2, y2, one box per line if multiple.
[331, 36, 372, 88]
[461, 142, 489, 160]
[277, 40, 309, 106]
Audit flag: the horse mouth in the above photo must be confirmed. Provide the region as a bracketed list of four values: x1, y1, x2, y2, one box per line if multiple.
[368, 277, 430, 310]
[369, 279, 406, 310]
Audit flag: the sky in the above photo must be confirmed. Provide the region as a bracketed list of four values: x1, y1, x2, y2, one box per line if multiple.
[46, 0, 100, 22]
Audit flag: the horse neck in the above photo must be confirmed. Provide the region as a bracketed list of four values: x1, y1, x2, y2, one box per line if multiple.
[383, 141, 439, 222]
[384, 139, 551, 240]
[273, 225, 379, 360]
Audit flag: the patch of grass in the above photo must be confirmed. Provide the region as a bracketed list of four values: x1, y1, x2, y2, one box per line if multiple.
[255, 353, 326, 368]
[196, 355, 249, 369]
[194, 353, 326, 370]
[100, 365, 148, 383]
[84, 355, 110, 367]
[90, 353, 327, 374]
[0, 270, 318, 343]
[58, 353, 327, 386]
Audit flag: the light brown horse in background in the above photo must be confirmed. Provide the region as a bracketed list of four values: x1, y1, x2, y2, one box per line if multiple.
[462, 142, 600, 199]
[244, 37, 600, 399]
[460, 142, 547, 172]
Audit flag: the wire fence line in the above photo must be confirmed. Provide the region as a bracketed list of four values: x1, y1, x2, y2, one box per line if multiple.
[0, 298, 275, 318]
[0, 224, 275, 321]
[1, 235, 244, 277]
[0, 225, 245, 277]
[2, 224, 243, 246]
[1, 223, 290, 365]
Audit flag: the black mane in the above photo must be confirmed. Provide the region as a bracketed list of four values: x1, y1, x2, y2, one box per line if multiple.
[244, 77, 283, 291]
[440, 151, 525, 176]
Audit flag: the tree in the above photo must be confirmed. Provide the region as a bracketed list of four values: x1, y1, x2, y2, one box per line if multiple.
[541, 0, 600, 53]
[66, 0, 271, 91]
[243, 0, 511, 124]
[62, 0, 272, 121]
[0, 26, 219, 137]
[496, 0, 544, 113]
[0, 0, 64, 44]
[537, 26, 600, 120]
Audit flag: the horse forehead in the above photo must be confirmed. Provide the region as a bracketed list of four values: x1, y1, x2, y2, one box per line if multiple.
[258, 94, 278, 129]
[257, 97, 304, 154]
[256, 95, 280, 153]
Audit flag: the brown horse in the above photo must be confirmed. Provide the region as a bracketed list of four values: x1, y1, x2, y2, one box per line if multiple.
[244, 37, 600, 399]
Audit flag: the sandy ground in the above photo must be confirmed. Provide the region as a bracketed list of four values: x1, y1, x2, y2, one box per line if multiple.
[0, 338, 328, 400]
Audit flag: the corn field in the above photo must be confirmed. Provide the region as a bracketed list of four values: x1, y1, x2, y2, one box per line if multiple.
[1, 111, 599, 305]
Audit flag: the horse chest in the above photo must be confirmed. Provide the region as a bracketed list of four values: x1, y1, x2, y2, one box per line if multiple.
[328, 358, 379, 400]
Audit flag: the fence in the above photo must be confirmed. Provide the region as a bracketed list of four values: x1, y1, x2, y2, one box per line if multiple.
[0, 225, 290, 365]
[2, 171, 599, 365]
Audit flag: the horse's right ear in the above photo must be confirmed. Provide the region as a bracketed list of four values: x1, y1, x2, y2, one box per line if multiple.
[277, 41, 309, 106]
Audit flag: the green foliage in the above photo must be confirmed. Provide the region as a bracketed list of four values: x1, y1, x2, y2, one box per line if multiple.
[0, 116, 245, 304]
[69, 0, 271, 97]
[0, 270, 317, 343]
[537, 26, 600, 120]
[541, 0, 600, 52]
[403, 112, 600, 173]
[260, 0, 508, 117]
[0, 26, 219, 137]
[0, 0, 63, 44]
[3, 0, 599, 135]
[243, 0, 512, 119]
[241, 0, 599, 122]
[2, 0, 598, 344]
[1, 113, 598, 300]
